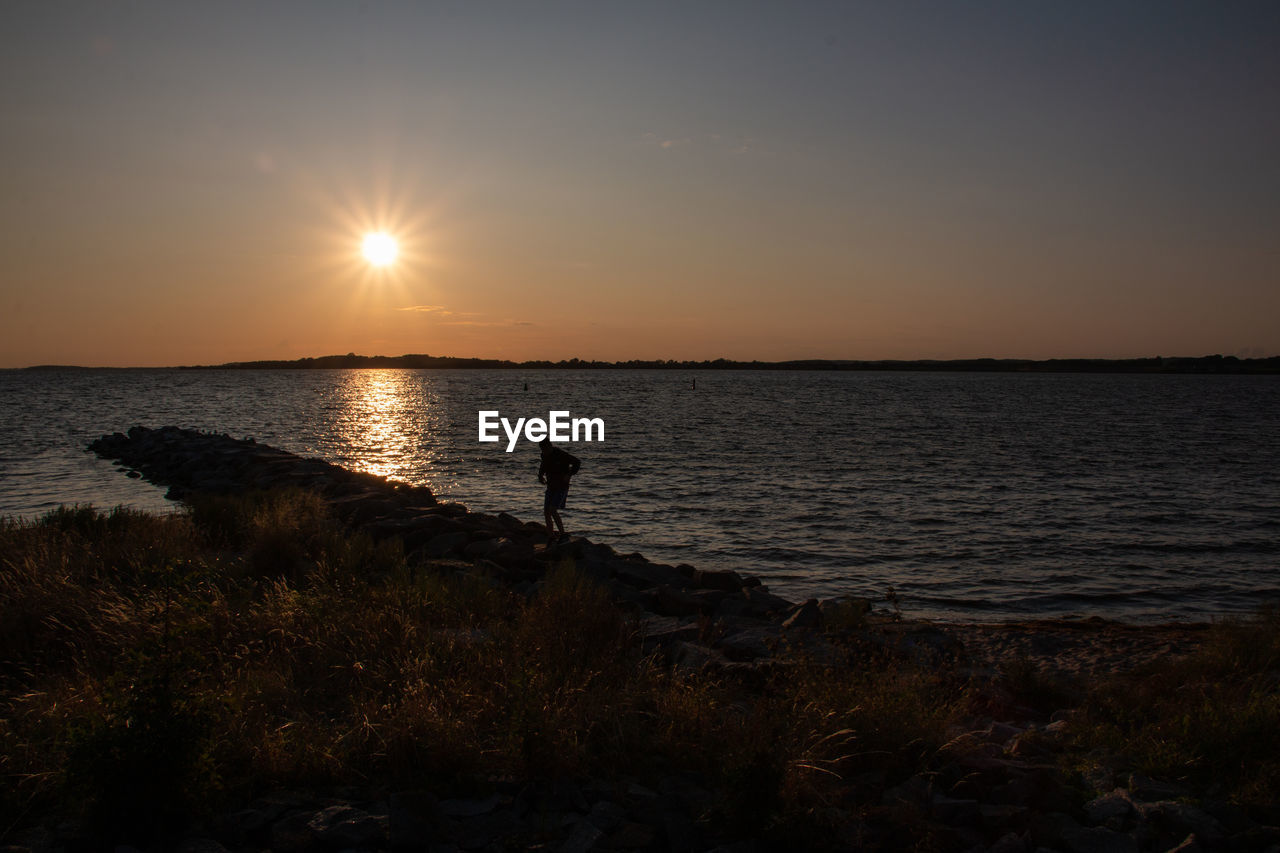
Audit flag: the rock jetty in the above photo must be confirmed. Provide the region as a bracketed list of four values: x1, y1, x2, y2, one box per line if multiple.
[88, 426, 853, 676]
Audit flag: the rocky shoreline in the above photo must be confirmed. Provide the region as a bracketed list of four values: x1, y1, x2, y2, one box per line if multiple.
[53, 426, 1267, 853]
[86, 426, 1210, 681]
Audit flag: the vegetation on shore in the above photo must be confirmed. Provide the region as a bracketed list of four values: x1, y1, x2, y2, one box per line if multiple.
[2, 495, 1278, 847]
[169, 353, 1280, 374]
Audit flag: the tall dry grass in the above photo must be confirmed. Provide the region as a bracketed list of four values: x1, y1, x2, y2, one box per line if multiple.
[0, 494, 964, 846]
[1065, 607, 1280, 808]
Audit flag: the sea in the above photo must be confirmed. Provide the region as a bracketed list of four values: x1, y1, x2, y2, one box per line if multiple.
[2, 368, 1278, 623]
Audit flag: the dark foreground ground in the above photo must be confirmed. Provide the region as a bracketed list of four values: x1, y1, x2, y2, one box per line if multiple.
[1, 428, 1276, 852]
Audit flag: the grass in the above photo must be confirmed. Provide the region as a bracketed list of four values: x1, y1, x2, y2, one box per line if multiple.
[1062, 608, 1280, 811]
[3, 494, 1277, 846]
[0, 493, 965, 848]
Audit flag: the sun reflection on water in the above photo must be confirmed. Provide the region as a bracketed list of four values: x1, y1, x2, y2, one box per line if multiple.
[331, 370, 443, 487]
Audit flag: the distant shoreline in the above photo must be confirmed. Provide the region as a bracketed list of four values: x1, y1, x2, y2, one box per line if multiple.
[19, 353, 1280, 374]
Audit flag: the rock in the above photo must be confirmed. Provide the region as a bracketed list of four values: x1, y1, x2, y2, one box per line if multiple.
[614, 561, 688, 590]
[308, 804, 387, 847]
[175, 841, 232, 853]
[639, 616, 701, 652]
[334, 495, 405, 524]
[585, 801, 627, 833]
[1042, 719, 1070, 736]
[659, 803, 700, 853]
[981, 804, 1030, 833]
[4, 827, 56, 853]
[269, 811, 315, 852]
[739, 586, 792, 617]
[1085, 790, 1135, 826]
[692, 569, 745, 592]
[1059, 825, 1140, 853]
[984, 722, 1025, 746]
[1226, 826, 1280, 851]
[559, 818, 604, 853]
[818, 596, 870, 629]
[424, 531, 471, 558]
[363, 515, 437, 543]
[439, 794, 503, 818]
[1204, 800, 1257, 834]
[1164, 833, 1204, 853]
[1028, 812, 1084, 850]
[647, 585, 703, 618]
[883, 774, 933, 808]
[716, 627, 779, 662]
[625, 781, 659, 799]
[988, 831, 1029, 853]
[519, 779, 588, 815]
[455, 809, 521, 848]
[496, 511, 524, 530]
[489, 537, 536, 567]
[389, 790, 441, 848]
[604, 822, 655, 849]
[689, 589, 730, 612]
[462, 538, 501, 559]
[781, 598, 821, 630]
[1135, 802, 1226, 845]
[931, 795, 981, 826]
[1009, 732, 1054, 759]
[948, 778, 985, 801]
[89, 426, 438, 516]
[1127, 773, 1190, 803]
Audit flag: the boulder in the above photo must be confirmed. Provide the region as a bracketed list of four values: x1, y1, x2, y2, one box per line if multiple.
[716, 627, 779, 662]
[308, 804, 387, 847]
[782, 598, 821, 630]
[463, 538, 501, 560]
[646, 585, 703, 618]
[388, 790, 441, 849]
[614, 561, 689, 591]
[639, 616, 701, 652]
[269, 811, 315, 853]
[692, 569, 745, 592]
[740, 586, 793, 617]
[423, 531, 471, 558]
[1085, 790, 1135, 826]
[488, 537, 536, 568]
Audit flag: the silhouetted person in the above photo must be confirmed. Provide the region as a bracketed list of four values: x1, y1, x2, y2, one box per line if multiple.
[537, 438, 581, 544]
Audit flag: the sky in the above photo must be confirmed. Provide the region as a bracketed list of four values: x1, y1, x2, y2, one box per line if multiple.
[2, 1, 1278, 367]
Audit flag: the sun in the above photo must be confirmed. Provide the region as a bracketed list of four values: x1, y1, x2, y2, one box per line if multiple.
[361, 232, 399, 267]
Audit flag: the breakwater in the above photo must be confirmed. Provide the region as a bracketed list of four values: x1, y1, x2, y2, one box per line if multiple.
[88, 426, 854, 674]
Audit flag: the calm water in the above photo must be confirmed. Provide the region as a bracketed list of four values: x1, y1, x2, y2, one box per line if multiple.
[2, 368, 1278, 622]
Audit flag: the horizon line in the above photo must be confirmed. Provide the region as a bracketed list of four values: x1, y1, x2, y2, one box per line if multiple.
[12, 352, 1279, 373]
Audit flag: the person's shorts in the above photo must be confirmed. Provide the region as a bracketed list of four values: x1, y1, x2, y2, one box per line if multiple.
[544, 488, 568, 511]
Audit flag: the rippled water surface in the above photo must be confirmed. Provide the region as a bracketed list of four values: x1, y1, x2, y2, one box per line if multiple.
[2, 368, 1278, 621]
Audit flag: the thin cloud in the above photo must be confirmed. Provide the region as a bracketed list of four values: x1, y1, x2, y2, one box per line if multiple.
[442, 318, 535, 328]
[640, 131, 765, 155]
[641, 132, 691, 150]
[397, 304, 452, 315]
[398, 305, 530, 327]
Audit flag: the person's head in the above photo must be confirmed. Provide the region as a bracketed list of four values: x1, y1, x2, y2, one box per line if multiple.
[539, 438, 552, 454]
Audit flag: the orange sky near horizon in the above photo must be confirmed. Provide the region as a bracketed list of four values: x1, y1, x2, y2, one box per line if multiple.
[3, 3, 1278, 368]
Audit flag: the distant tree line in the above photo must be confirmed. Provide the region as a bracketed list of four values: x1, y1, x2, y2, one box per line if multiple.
[175, 353, 1280, 374]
